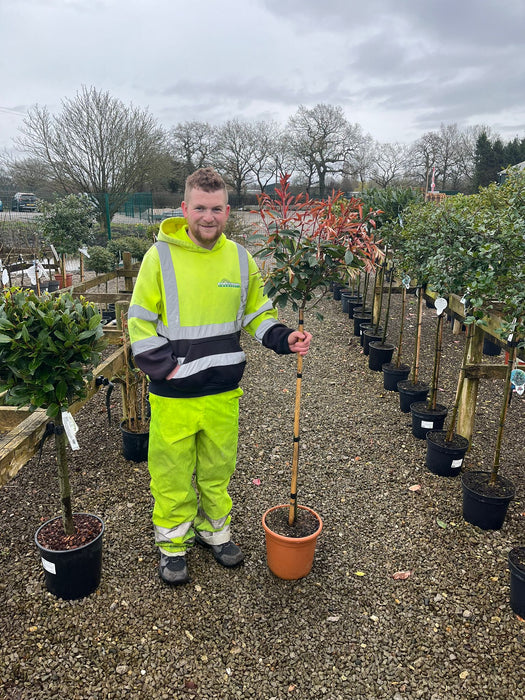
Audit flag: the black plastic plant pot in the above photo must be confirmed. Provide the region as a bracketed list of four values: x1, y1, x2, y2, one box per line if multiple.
[397, 380, 429, 413]
[347, 298, 362, 319]
[35, 514, 104, 600]
[340, 291, 353, 314]
[382, 362, 410, 391]
[368, 341, 395, 371]
[483, 337, 502, 356]
[333, 284, 345, 301]
[361, 326, 383, 353]
[426, 430, 469, 477]
[121, 420, 149, 462]
[461, 471, 515, 531]
[509, 547, 525, 618]
[353, 312, 372, 337]
[410, 401, 448, 439]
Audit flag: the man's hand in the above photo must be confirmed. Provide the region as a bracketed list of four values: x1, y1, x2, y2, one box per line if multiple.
[287, 330, 312, 356]
[166, 365, 180, 380]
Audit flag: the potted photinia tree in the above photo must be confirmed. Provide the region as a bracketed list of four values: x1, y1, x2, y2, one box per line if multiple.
[253, 174, 381, 579]
[0, 287, 107, 599]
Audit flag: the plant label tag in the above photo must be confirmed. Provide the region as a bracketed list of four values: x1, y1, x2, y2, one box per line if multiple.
[2, 268, 8, 286]
[50, 244, 59, 261]
[421, 420, 434, 429]
[61, 411, 80, 451]
[41, 558, 56, 575]
[451, 459, 463, 469]
[435, 297, 447, 315]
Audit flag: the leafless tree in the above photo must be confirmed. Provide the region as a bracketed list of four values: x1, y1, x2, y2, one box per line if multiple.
[249, 120, 283, 193]
[213, 119, 257, 197]
[370, 142, 410, 188]
[287, 104, 363, 197]
[171, 120, 216, 181]
[15, 86, 167, 228]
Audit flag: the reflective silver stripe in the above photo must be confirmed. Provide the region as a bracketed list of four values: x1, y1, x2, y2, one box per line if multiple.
[156, 241, 180, 330]
[175, 351, 246, 379]
[243, 299, 274, 328]
[167, 321, 241, 340]
[255, 318, 280, 343]
[155, 522, 193, 542]
[128, 304, 158, 322]
[235, 242, 249, 322]
[155, 240, 249, 340]
[131, 335, 169, 355]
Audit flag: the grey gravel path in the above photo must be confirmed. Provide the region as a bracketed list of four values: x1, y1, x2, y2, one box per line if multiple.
[1, 290, 524, 699]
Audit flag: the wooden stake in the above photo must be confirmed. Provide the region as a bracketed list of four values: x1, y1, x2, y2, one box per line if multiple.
[289, 307, 304, 525]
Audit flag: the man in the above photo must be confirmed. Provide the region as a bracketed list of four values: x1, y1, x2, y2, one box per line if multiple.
[128, 167, 311, 585]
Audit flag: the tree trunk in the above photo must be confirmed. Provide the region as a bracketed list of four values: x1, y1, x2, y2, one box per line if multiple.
[55, 412, 75, 535]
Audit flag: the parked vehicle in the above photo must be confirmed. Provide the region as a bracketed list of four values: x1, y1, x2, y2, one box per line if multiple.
[12, 192, 37, 212]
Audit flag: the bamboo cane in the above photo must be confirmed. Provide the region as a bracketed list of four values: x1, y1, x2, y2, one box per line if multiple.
[411, 289, 424, 385]
[428, 312, 445, 410]
[490, 340, 518, 486]
[395, 286, 407, 367]
[289, 307, 304, 525]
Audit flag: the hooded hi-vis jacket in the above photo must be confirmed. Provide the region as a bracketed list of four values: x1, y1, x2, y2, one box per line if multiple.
[128, 217, 293, 399]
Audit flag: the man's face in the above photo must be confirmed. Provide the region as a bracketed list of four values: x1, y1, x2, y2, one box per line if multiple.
[181, 187, 230, 249]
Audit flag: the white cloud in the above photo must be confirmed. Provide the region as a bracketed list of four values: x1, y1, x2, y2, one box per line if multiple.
[1, 0, 524, 154]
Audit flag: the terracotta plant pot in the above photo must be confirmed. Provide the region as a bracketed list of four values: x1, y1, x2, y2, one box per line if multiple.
[262, 505, 323, 580]
[55, 273, 73, 289]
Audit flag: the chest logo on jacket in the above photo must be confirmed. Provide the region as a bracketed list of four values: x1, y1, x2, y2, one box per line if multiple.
[217, 279, 241, 288]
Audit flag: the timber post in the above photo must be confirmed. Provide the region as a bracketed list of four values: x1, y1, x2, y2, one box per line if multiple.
[456, 324, 484, 444]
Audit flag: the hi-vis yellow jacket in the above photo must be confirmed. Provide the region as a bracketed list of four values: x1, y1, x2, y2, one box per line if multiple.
[128, 217, 293, 398]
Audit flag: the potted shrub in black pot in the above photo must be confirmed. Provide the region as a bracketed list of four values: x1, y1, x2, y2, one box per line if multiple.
[0, 287, 107, 599]
[40, 194, 96, 289]
[254, 176, 381, 579]
[455, 171, 525, 530]
[110, 313, 150, 462]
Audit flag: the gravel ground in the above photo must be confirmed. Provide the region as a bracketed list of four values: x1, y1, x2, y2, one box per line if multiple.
[1, 286, 524, 700]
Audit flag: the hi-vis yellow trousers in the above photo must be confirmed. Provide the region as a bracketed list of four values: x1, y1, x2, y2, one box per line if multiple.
[147, 388, 243, 554]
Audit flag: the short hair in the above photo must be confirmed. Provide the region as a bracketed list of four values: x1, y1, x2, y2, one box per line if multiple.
[184, 167, 228, 202]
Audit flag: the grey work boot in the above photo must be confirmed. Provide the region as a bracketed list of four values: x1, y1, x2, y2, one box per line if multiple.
[159, 553, 189, 585]
[195, 534, 244, 567]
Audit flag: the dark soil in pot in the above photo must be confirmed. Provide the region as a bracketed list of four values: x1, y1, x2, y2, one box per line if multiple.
[264, 506, 320, 538]
[36, 513, 103, 550]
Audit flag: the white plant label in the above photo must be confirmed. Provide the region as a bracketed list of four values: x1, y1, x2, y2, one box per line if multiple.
[50, 244, 59, 261]
[61, 411, 80, 451]
[78, 247, 90, 258]
[435, 297, 448, 315]
[2, 269, 9, 286]
[421, 420, 434, 429]
[41, 558, 56, 574]
[451, 459, 463, 469]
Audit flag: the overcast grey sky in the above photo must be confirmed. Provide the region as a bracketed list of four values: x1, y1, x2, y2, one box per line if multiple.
[1, 0, 524, 155]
